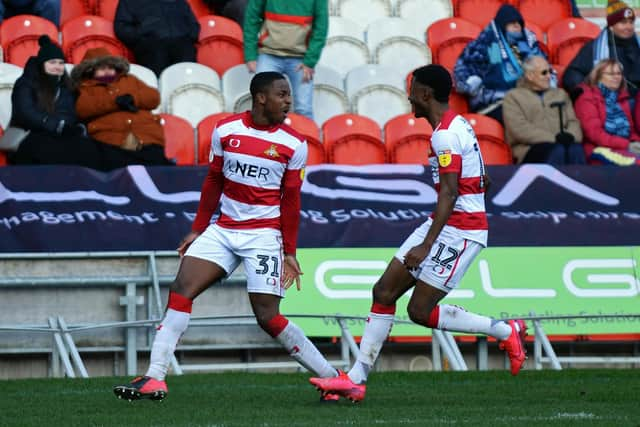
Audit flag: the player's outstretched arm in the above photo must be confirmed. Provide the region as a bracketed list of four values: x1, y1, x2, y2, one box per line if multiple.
[282, 255, 303, 291]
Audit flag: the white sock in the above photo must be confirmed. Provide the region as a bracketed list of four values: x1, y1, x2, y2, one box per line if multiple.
[348, 307, 394, 384]
[276, 321, 337, 378]
[146, 308, 190, 380]
[437, 304, 511, 340]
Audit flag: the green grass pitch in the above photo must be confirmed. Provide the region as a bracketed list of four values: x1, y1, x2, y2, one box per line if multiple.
[1, 370, 639, 427]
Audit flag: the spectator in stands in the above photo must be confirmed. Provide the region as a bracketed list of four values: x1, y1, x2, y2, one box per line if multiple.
[574, 59, 640, 165]
[206, 0, 248, 26]
[503, 56, 584, 165]
[243, 0, 328, 120]
[7, 36, 104, 169]
[563, 0, 640, 100]
[0, 0, 60, 27]
[114, 0, 200, 76]
[454, 4, 547, 124]
[71, 47, 172, 168]
[569, 0, 582, 18]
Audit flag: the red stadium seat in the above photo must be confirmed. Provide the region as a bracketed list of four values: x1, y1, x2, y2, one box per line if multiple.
[186, 0, 212, 18]
[197, 15, 244, 76]
[462, 113, 512, 165]
[0, 15, 59, 67]
[427, 18, 481, 71]
[61, 0, 93, 26]
[547, 18, 601, 66]
[160, 114, 196, 165]
[94, 0, 119, 22]
[196, 112, 233, 165]
[284, 113, 324, 165]
[384, 113, 433, 164]
[526, 21, 545, 44]
[453, 0, 510, 29]
[322, 114, 384, 165]
[62, 15, 131, 64]
[516, 0, 572, 33]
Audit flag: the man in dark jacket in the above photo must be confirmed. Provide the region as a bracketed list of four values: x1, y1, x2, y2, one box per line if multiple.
[114, 0, 200, 76]
[563, 0, 640, 100]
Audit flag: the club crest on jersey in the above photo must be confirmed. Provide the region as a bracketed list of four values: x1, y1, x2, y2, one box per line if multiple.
[437, 150, 452, 167]
[264, 144, 280, 158]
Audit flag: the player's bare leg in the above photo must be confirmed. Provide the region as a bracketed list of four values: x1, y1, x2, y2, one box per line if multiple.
[310, 258, 415, 401]
[114, 256, 226, 401]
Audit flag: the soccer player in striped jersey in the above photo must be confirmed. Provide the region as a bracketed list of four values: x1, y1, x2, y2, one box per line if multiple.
[114, 72, 339, 402]
[310, 65, 527, 402]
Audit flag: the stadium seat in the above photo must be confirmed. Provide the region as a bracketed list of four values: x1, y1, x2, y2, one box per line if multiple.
[197, 15, 244, 76]
[453, 0, 508, 29]
[0, 15, 59, 67]
[317, 17, 369, 76]
[61, 0, 93, 26]
[322, 114, 385, 164]
[526, 21, 545, 45]
[159, 62, 224, 127]
[186, 0, 212, 18]
[283, 113, 324, 165]
[0, 63, 24, 130]
[547, 18, 601, 66]
[366, 17, 431, 73]
[396, 0, 453, 30]
[449, 91, 470, 114]
[196, 112, 233, 165]
[222, 64, 252, 113]
[334, 0, 391, 28]
[346, 64, 410, 127]
[129, 63, 158, 89]
[160, 113, 197, 165]
[516, 0, 572, 33]
[94, 0, 118, 21]
[462, 113, 512, 165]
[313, 65, 349, 128]
[61, 15, 131, 64]
[427, 18, 481, 71]
[384, 113, 433, 164]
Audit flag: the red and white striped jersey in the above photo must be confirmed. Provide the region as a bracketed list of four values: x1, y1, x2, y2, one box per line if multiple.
[429, 110, 488, 246]
[210, 112, 307, 230]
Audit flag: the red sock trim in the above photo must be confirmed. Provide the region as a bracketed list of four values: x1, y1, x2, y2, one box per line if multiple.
[371, 302, 396, 315]
[167, 291, 193, 313]
[426, 305, 440, 328]
[265, 314, 289, 338]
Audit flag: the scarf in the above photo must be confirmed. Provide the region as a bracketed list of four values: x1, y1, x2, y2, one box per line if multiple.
[593, 28, 640, 65]
[599, 83, 630, 138]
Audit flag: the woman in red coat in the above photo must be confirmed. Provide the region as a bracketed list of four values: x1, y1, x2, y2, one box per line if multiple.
[71, 47, 172, 169]
[574, 59, 640, 165]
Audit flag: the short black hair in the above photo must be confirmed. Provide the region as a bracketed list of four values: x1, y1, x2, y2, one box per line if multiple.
[412, 65, 452, 103]
[250, 71, 287, 99]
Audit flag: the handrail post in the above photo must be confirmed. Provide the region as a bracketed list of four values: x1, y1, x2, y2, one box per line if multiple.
[120, 282, 143, 376]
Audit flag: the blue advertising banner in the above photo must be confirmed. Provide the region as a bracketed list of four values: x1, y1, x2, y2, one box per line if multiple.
[0, 164, 637, 252]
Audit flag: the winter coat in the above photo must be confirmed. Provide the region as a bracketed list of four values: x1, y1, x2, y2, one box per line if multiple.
[243, 0, 328, 68]
[574, 83, 640, 159]
[10, 57, 78, 134]
[503, 80, 582, 164]
[562, 29, 640, 99]
[71, 55, 164, 148]
[114, 0, 200, 50]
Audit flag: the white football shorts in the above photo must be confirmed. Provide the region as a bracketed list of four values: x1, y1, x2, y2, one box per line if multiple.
[395, 218, 484, 293]
[185, 224, 285, 297]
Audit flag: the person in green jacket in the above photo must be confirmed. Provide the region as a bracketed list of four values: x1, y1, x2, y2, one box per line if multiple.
[243, 0, 328, 119]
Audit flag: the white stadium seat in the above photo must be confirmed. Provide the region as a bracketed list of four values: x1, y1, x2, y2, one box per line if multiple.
[367, 17, 431, 74]
[396, 0, 453, 32]
[129, 63, 158, 89]
[345, 64, 410, 127]
[313, 65, 349, 127]
[317, 17, 369, 76]
[159, 62, 224, 127]
[0, 62, 24, 129]
[222, 64, 252, 113]
[335, 0, 392, 28]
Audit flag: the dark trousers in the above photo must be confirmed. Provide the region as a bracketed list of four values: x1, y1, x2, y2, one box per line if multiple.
[100, 144, 174, 171]
[133, 38, 197, 76]
[9, 132, 105, 170]
[522, 142, 586, 165]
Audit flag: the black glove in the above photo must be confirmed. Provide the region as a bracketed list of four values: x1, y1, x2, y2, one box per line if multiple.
[115, 94, 138, 112]
[555, 132, 575, 145]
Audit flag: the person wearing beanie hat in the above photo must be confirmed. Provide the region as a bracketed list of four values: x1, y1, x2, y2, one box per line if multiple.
[310, 63, 529, 401]
[563, 0, 640, 99]
[454, 4, 548, 124]
[71, 47, 172, 168]
[5, 34, 106, 170]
